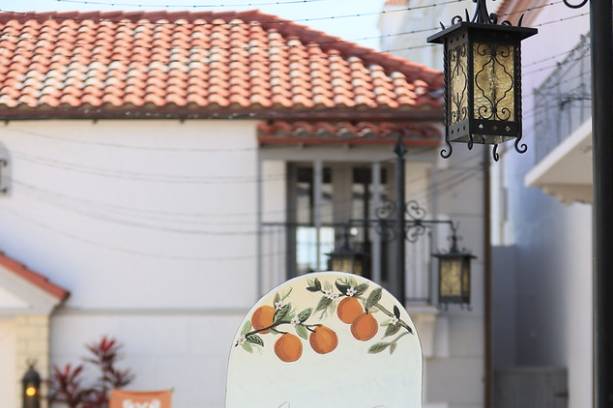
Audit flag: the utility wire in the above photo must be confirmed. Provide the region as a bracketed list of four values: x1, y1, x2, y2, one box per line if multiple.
[7, 163, 481, 230]
[0, 3, 580, 52]
[55, 0, 331, 7]
[7, 155, 481, 222]
[1, 0, 470, 26]
[0, 126, 438, 154]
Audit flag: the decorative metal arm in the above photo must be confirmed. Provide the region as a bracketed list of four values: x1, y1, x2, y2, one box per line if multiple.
[371, 200, 462, 245]
[562, 0, 588, 9]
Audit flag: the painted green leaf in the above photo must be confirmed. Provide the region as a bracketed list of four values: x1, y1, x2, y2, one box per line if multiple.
[366, 288, 383, 310]
[246, 334, 264, 347]
[274, 304, 290, 323]
[241, 321, 252, 336]
[323, 281, 333, 292]
[281, 288, 293, 301]
[335, 281, 351, 295]
[273, 292, 281, 305]
[241, 342, 253, 353]
[306, 278, 322, 292]
[298, 308, 312, 322]
[327, 301, 336, 315]
[389, 342, 397, 354]
[316, 296, 332, 312]
[384, 323, 401, 337]
[393, 305, 401, 319]
[368, 342, 389, 354]
[296, 325, 309, 340]
[355, 283, 369, 296]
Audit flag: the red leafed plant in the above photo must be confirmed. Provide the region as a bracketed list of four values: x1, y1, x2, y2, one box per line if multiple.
[49, 336, 134, 408]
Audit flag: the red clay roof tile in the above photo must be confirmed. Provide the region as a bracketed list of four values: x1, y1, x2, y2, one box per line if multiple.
[0, 10, 442, 120]
[258, 120, 440, 147]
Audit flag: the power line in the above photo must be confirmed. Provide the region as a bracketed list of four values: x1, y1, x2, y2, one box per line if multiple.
[55, 0, 330, 8]
[1, 205, 287, 261]
[0, 3, 580, 53]
[1, 126, 438, 154]
[8, 161, 481, 230]
[1, 127, 259, 153]
[1, 0, 470, 26]
[10, 150, 288, 184]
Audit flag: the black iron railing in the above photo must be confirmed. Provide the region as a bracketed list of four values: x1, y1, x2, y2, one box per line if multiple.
[259, 221, 433, 304]
[533, 33, 591, 163]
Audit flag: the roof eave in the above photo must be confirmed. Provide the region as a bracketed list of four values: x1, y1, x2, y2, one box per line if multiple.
[0, 107, 443, 122]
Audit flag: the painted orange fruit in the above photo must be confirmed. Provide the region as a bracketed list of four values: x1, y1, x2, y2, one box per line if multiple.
[251, 305, 275, 332]
[309, 325, 338, 354]
[337, 297, 363, 324]
[274, 333, 303, 363]
[351, 313, 378, 341]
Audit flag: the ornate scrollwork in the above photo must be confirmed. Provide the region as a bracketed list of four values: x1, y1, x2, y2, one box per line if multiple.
[374, 199, 398, 242]
[375, 199, 397, 220]
[562, 0, 588, 9]
[406, 222, 428, 243]
[374, 219, 397, 242]
[449, 44, 468, 124]
[440, 140, 453, 159]
[405, 200, 427, 221]
[474, 43, 515, 122]
[514, 134, 528, 154]
[492, 144, 500, 161]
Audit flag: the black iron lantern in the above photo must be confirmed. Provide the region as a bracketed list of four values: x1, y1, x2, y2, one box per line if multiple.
[427, 0, 537, 161]
[22, 363, 41, 408]
[327, 227, 368, 276]
[433, 229, 475, 306]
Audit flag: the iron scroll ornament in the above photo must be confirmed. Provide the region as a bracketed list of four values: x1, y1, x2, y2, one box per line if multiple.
[374, 200, 460, 244]
[562, 0, 588, 9]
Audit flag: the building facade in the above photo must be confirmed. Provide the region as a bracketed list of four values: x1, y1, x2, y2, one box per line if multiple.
[0, 9, 484, 407]
[380, 2, 489, 407]
[489, 2, 592, 408]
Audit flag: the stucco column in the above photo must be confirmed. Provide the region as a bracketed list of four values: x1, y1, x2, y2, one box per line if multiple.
[15, 315, 50, 408]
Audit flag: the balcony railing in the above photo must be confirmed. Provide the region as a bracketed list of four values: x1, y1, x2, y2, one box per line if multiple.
[259, 221, 434, 304]
[533, 33, 591, 163]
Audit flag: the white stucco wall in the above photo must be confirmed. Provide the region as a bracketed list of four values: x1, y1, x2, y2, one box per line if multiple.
[426, 147, 486, 408]
[379, 4, 488, 405]
[492, 7, 592, 408]
[0, 119, 260, 407]
[0, 318, 17, 408]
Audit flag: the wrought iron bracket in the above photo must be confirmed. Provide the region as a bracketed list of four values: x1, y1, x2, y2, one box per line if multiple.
[372, 199, 463, 245]
[562, 0, 588, 9]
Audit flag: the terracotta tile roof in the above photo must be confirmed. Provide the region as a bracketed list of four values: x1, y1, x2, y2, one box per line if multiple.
[0, 10, 443, 120]
[0, 251, 70, 301]
[258, 120, 440, 146]
[384, 0, 409, 6]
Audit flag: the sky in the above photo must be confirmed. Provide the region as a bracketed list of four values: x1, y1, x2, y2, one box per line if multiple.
[10, 0, 384, 49]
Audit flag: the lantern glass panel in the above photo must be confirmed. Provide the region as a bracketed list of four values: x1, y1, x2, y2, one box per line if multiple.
[440, 258, 463, 298]
[449, 43, 469, 124]
[461, 258, 471, 298]
[473, 42, 515, 125]
[330, 255, 363, 275]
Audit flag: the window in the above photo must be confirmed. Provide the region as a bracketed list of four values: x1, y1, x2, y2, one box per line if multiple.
[286, 163, 389, 280]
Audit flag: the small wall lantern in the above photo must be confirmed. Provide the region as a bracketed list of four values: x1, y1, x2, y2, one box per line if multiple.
[427, 0, 537, 161]
[327, 226, 368, 276]
[432, 228, 475, 307]
[22, 363, 41, 408]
